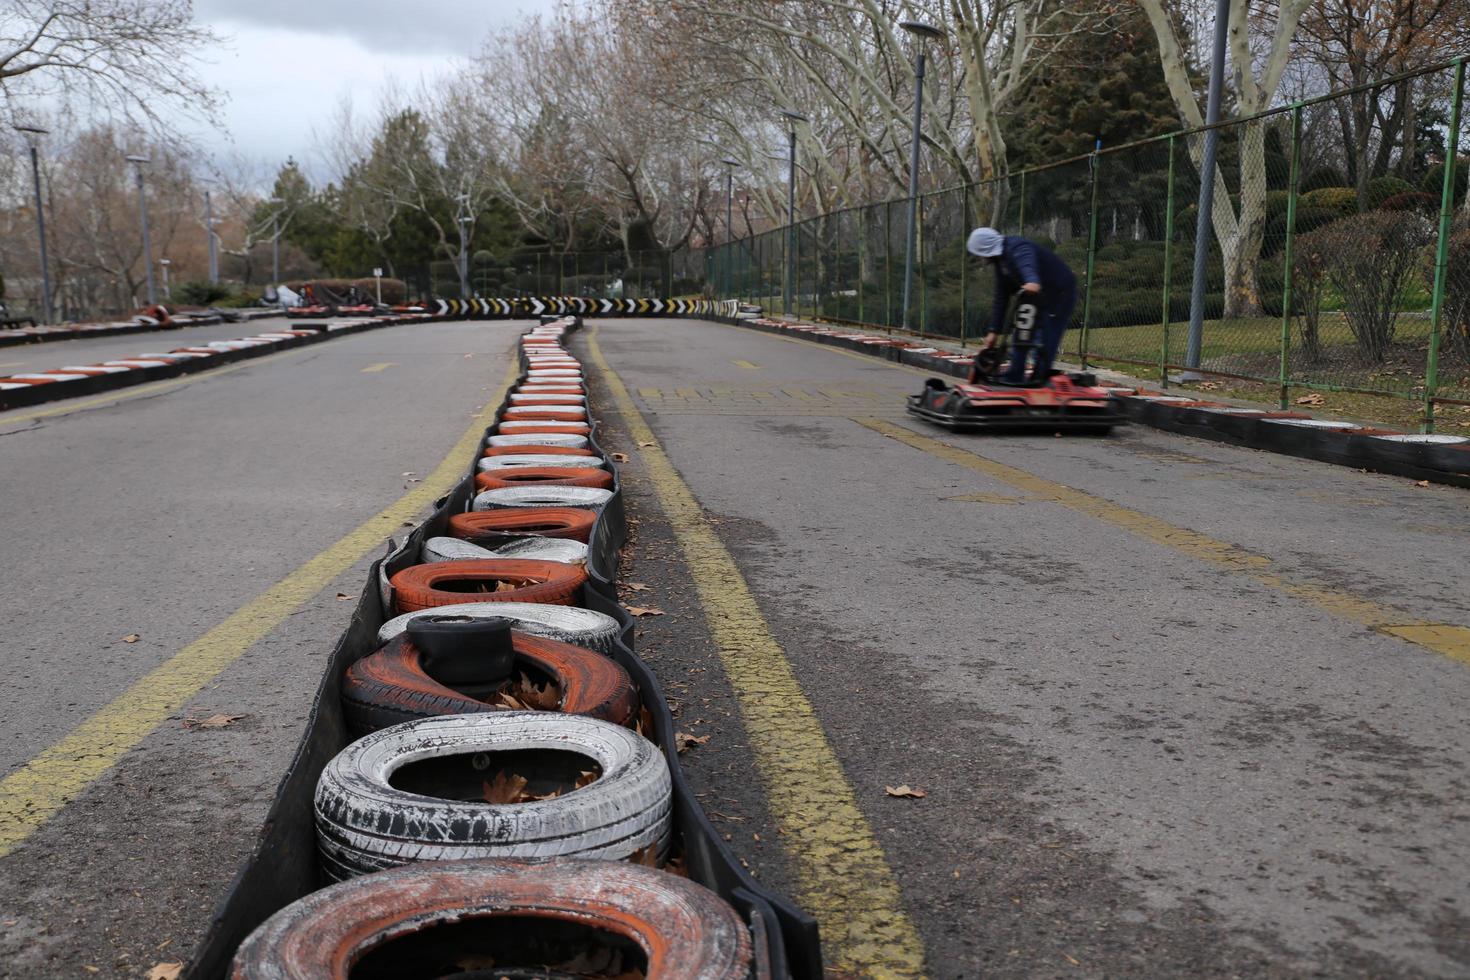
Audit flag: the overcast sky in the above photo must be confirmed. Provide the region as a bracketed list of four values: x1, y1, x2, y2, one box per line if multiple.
[183, 0, 564, 180]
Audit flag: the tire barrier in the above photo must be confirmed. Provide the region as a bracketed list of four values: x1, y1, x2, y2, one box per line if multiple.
[230, 859, 753, 980]
[477, 453, 606, 469]
[193, 315, 820, 980]
[472, 486, 614, 511]
[473, 466, 615, 493]
[389, 558, 588, 612]
[731, 310, 1470, 489]
[429, 296, 741, 318]
[448, 507, 597, 542]
[341, 628, 637, 736]
[0, 307, 279, 351]
[378, 603, 621, 654]
[314, 713, 671, 877]
[0, 313, 432, 412]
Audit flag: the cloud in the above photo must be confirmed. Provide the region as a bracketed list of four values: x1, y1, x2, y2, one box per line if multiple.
[194, 0, 562, 56]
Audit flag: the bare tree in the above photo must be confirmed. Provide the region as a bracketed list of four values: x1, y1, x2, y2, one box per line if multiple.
[1136, 0, 1313, 317]
[0, 1, 220, 134]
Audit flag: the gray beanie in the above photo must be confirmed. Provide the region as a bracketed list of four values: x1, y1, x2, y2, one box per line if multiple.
[966, 227, 1004, 257]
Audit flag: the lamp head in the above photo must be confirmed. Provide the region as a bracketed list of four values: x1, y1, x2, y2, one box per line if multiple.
[899, 20, 946, 41]
[125, 154, 151, 165]
[14, 124, 49, 137]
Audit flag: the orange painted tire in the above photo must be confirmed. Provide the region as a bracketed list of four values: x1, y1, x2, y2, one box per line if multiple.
[448, 508, 596, 542]
[501, 408, 588, 422]
[475, 467, 614, 492]
[342, 631, 637, 736]
[495, 422, 591, 435]
[230, 860, 753, 980]
[482, 444, 595, 458]
[390, 559, 587, 612]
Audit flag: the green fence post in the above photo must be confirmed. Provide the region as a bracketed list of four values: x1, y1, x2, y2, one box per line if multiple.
[1080, 142, 1102, 369]
[885, 199, 893, 332]
[1278, 104, 1304, 410]
[795, 221, 803, 317]
[960, 184, 969, 348]
[858, 208, 866, 323]
[1160, 135, 1177, 389]
[918, 197, 928, 339]
[1425, 57, 1465, 434]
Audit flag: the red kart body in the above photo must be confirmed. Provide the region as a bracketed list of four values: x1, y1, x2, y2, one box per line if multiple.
[907, 373, 1124, 433]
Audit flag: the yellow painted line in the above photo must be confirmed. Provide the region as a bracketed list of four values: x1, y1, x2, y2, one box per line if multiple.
[586, 327, 926, 978]
[0, 346, 313, 429]
[857, 416, 1470, 667]
[732, 358, 761, 369]
[0, 359, 519, 857]
[0, 360, 27, 369]
[361, 361, 395, 373]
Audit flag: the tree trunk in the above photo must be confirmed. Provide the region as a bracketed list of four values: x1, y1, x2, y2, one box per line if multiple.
[1224, 119, 1268, 317]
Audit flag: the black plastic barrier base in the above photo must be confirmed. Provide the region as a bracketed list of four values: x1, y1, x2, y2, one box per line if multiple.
[184, 317, 821, 980]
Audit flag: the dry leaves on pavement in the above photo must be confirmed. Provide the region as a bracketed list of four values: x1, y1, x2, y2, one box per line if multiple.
[625, 582, 651, 592]
[183, 713, 245, 730]
[675, 732, 711, 753]
[627, 606, 665, 617]
[147, 962, 183, 980]
[885, 785, 927, 799]
[1295, 393, 1325, 406]
[610, 452, 630, 463]
[123, 633, 140, 643]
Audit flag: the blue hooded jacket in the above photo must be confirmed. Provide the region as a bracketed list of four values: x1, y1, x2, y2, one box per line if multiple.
[988, 236, 1077, 331]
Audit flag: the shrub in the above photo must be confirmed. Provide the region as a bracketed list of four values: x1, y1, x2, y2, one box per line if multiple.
[1419, 160, 1468, 206]
[351, 277, 406, 304]
[1378, 191, 1437, 214]
[1314, 210, 1433, 361]
[1440, 219, 1470, 362]
[1291, 228, 1332, 362]
[1299, 187, 1359, 217]
[175, 280, 234, 305]
[1365, 175, 1415, 210]
[1301, 166, 1347, 193]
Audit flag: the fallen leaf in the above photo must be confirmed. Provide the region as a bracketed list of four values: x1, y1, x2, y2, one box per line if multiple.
[483, 771, 529, 804]
[335, 592, 351, 600]
[83, 968, 99, 975]
[610, 452, 630, 462]
[627, 606, 665, 617]
[401, 471, 415, 477]
[885, 784, 927, 799]
[675, 732, 711, 753]
[1414, 480, 1430, 487]
[637, 441, 655, 448]
[1295, 393, 1325, 406]
[1064, 953, 1081, 966]
[184, 713, 245, 730]
[146, 963, 183, 980]
[1196, 381, 1221, 390]
[625, 582, 651, 592]
[123, 633, 140, 644]
[463, 353, 474, 358]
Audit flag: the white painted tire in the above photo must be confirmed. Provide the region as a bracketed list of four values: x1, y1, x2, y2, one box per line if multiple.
[497, 420, 588, 431]
[377, 601, 620, 652]
[486, 433, 589, 449]
[314, 713, 671, 879]
[477, 454, 605, 471]
[509, 393, 585, 404]
[421, 535, 589, 564]
[472, 486, 612, 511]
[503, 405, 588, 419]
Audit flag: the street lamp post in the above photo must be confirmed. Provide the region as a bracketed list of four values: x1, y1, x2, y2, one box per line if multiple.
[899, 20, 947, 333]
[455, 194, 473, 300]
[14, 125, 54, 324]
[160, 258, 172, 299]
[721, 157, 740, 297]
[778, 109, 807, 316]
[1181, 0, 1231, 380]
[204, 187, 219, 284]
[126, 154, 157, 305]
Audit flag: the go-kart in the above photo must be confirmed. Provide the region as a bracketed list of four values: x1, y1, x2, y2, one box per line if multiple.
[906, 292, 1125, 434]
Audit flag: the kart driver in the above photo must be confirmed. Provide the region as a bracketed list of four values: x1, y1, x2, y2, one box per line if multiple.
[966, 227, 1078, 384]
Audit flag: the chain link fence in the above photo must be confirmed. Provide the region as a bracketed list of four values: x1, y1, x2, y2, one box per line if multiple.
[707, 56, 1470, 431]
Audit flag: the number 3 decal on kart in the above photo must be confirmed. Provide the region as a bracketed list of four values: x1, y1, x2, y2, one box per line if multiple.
[1014, 303, 1036, 340]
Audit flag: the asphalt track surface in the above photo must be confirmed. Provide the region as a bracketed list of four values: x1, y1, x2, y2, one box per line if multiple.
[0, 314, 1466, 978]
